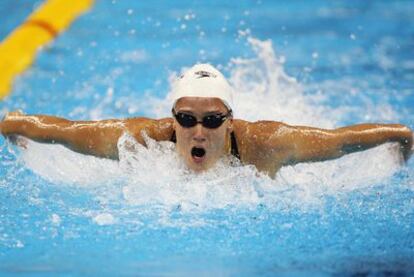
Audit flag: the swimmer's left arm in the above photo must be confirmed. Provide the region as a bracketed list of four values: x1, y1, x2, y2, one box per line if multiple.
[278, 123, 413, 164]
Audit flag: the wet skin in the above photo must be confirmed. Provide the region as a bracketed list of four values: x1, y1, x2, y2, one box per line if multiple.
[1, 100, 413, 177]
[173, 97, 233, 172]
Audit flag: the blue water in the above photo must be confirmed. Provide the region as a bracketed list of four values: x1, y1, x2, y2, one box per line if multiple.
[1, 1, 414, 276]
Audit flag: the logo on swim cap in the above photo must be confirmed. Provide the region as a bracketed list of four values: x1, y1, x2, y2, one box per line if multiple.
[194, 70, 217, 79]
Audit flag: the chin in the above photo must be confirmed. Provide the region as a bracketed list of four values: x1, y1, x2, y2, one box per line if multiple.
[186, 158, 212, 172]
[187, 163, 209, 172]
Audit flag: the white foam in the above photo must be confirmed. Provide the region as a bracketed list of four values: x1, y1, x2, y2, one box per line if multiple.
[19, 139, 121, 187]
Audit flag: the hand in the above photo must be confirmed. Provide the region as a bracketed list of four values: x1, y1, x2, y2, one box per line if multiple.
[401, 131, 413, 162]
[1, 110, 27, 148]
[7, 135, 28, 149]
[1, 110, 25, 129]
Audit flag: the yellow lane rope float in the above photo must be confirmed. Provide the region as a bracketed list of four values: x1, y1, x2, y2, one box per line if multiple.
[0, 0, 95, 99]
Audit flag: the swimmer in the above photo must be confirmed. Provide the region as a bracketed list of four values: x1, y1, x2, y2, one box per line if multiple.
[1, 64, 413, 177]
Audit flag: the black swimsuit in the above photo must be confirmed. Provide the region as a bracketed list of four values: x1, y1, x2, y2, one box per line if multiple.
[170, 131, 240, 160]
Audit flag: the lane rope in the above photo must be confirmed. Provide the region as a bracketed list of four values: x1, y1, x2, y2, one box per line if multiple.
[0, 0, 95, 99]
[22, 19, 59, 38]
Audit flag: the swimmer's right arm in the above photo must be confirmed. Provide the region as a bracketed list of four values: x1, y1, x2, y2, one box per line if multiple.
[0, 111, 174, 159]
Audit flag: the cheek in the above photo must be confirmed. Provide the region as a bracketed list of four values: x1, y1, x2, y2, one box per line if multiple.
[209, 129, 227, 150]
[175, 127, 191, 141]
[175, 128, 192, 155]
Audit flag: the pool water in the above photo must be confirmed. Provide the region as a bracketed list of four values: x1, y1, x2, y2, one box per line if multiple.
[1, 1, 414, 276]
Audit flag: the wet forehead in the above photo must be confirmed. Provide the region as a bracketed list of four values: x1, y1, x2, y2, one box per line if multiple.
[174, 97, 228, 113]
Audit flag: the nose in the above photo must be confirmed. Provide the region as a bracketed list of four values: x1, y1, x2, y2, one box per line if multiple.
[193, 123, 206, 143]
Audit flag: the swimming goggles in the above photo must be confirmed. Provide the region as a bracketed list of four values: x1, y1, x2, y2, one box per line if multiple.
[172, 110, 232, 129]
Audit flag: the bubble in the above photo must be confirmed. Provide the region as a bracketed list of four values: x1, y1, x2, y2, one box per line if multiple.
[15, 240, 24, 248]
[51, 214, 61, 225]
[93, 213, 116, 225]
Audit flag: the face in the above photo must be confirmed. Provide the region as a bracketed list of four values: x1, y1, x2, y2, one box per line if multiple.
[173, 97, 233, 172]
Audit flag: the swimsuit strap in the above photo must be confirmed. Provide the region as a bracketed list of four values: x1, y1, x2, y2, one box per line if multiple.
[170, 130, 177, 143]
[169, 131, 241, 160]
[230, 131, 240, 160]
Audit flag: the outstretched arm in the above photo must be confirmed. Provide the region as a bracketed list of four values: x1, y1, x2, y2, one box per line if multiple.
[243, 121, 413, 175]
[0, 111, 174, 159]
[278, 123, 413, 164]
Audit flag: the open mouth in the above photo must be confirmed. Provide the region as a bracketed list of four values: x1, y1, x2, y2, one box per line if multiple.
[191, 147, 206, 162]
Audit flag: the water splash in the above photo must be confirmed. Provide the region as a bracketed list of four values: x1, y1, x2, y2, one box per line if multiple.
[147, 37, 334, 127]
[229, 37, 333, 127]
[9, 37, 406, 223]
[19, 140, 121, 187]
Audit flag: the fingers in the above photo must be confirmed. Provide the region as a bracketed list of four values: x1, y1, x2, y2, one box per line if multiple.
[391, 143, 407, 166]
[5, 135, 28, 149]
[402, 139, 413, 163]
[399, 130, 414, 163]
[15, 136, 28, 149]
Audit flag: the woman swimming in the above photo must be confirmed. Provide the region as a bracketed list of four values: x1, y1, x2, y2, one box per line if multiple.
[1, 64, 413, 177]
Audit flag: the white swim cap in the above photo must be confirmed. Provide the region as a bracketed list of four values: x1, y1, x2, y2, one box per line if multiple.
[171, 64, 234, 111]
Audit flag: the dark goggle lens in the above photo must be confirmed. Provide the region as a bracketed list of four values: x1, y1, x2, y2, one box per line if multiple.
[174, 113, 227, 129]
[175, 113, 198, 127]
[203, 114, 226, 128]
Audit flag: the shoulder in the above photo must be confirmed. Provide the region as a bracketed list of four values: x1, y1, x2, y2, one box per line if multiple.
[232, 119, 291, 160]
[233, 119, 289, 142]
[124, 117, 174, 142]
